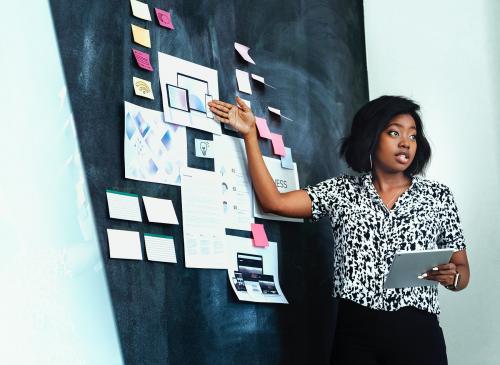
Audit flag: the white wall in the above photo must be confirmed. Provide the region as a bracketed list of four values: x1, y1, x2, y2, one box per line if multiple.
[364, 1, 500, 364]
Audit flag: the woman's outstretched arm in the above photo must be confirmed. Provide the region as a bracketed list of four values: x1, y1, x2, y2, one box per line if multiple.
[209, 97, 312, 218]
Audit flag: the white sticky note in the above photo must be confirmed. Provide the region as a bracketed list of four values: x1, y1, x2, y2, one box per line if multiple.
[251, 73, 275, 89]
[234, 42, 256, 64]
[144, 233, 177, 263]
[195, 138, 215, 158]
[268, 106, 293, 121]
[133, 76, 154, 99]
[107, 229, 143, 260]
[142, 196, 179, 225]
[106, 190, 142, 222]
[130, 0, 152, 21]
[281, 147, 294, 169]
[235, 69, 252, 95]
[131, 24, 151, 48]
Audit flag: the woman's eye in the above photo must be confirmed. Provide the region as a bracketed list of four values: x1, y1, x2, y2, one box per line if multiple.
[388, 130, 399, 137]
[410, 135, 417, 141]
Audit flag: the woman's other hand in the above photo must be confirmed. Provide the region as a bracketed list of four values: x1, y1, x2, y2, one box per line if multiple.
[208, 96, 256, 136]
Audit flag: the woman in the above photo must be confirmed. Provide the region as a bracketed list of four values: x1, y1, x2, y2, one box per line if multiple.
[208, 95, 469, 365]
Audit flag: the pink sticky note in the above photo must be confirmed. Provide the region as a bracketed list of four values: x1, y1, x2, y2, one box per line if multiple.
[155, 8, 174, 29]
[270, 133, 286, 157]
[132, 49, 153, 71]
[251, 223, 269, 248]
[255, 117, 272, 139]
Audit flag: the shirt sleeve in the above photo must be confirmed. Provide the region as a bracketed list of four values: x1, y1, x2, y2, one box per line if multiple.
[437, 187, 466, 251]
[303, 176, 344, 222]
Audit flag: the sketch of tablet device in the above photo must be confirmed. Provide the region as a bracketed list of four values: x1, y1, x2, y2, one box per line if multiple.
[384, 248, 455, 289]
[166, 84, 190, 112]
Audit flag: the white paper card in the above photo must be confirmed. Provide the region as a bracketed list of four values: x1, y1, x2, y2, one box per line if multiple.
[226, 236, 288, 304]
[130, 0, 152, 21]
[253, 156, 303, 222]
[235, 69, 252, 95]
[124, 101, 187, 186]
[159, 52, 221, 135]
[214, 134, 255, 230]
[142, 196, 179, 224]
[195, 139, 215, 158]
[106, 190, 142, 222]
[107, 229, 143, 260]
[234, 42, 256, 64]
[181, 167, 227, 269]
[144, 233, 177, 263]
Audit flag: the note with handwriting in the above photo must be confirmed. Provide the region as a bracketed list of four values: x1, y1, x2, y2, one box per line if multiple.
[155, 8, 174, 29]
[133, 76, 154, 99]
[132, 49, 153, 71]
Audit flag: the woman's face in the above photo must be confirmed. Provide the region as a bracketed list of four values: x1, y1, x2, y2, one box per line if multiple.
[374, 114, 417, 173]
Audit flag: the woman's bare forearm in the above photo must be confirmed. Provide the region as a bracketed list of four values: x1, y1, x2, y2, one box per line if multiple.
[243, 125, 281, 213]
[243, 126, 312, 218]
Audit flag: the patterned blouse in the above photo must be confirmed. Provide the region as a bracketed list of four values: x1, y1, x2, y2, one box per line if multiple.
[304, 173, 466, 314]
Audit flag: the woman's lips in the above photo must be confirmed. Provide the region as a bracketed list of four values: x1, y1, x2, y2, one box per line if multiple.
[395, 154, 409, 164]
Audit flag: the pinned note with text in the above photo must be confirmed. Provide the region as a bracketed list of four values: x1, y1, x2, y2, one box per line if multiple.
[132, 49, 153, 71]
[155, 8, 174, 29]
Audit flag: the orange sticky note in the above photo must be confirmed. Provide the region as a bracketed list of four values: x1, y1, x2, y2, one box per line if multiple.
[251, 223, 269, 247]
[270, 133, 286, 157]
[255, 117, 272, 139]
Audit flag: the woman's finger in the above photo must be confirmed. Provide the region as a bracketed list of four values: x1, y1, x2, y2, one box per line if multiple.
[236, 96, 250, 111]
[428, 269, 456, 276]
[210, 107, 229, 119]
[210, 99, 234, 111]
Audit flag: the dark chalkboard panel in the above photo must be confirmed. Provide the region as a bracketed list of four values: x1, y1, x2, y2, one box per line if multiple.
[49, 0, 368, 364]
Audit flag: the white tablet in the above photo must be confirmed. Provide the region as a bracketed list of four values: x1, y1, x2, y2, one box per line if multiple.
[384, 249, 455, 289]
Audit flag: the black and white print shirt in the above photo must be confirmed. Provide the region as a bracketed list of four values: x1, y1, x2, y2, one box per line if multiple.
[304, 173, 466, 314]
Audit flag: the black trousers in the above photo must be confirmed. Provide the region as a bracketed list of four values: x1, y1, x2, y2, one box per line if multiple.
[330, 299, 447, 365]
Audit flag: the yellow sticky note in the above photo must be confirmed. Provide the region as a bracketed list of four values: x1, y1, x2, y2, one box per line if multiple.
[131, 24, 151, 48]
[133, 77, 154, 100]
[130, 0, 151, 21]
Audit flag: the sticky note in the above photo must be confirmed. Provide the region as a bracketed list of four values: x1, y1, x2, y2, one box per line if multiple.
[142, 196, 179, 225]
[106, 190, 142, 222]
[255, 117, 272, 139]
[251, 73, 275, 89]
[195, 138, 215, 158]
[132, 49, 153, 71]
[131, 24, 151, 48]
[251, 223, 269, 247]
[130, 0, 151, 21]
[144, 233, 177, 263]
[107, 229, 143, 260]
[133, 76, 154, 99]
[234, 42, 256, 64]
[155, 8, 174, 29]
[268, 106, 293, 121]
[270, 133, 286, 157]
[281, 147, 294, 169]
[235, 69, 252, 95]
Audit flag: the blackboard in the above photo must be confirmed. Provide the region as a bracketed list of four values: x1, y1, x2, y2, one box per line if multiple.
[49, 0, 368, 363]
